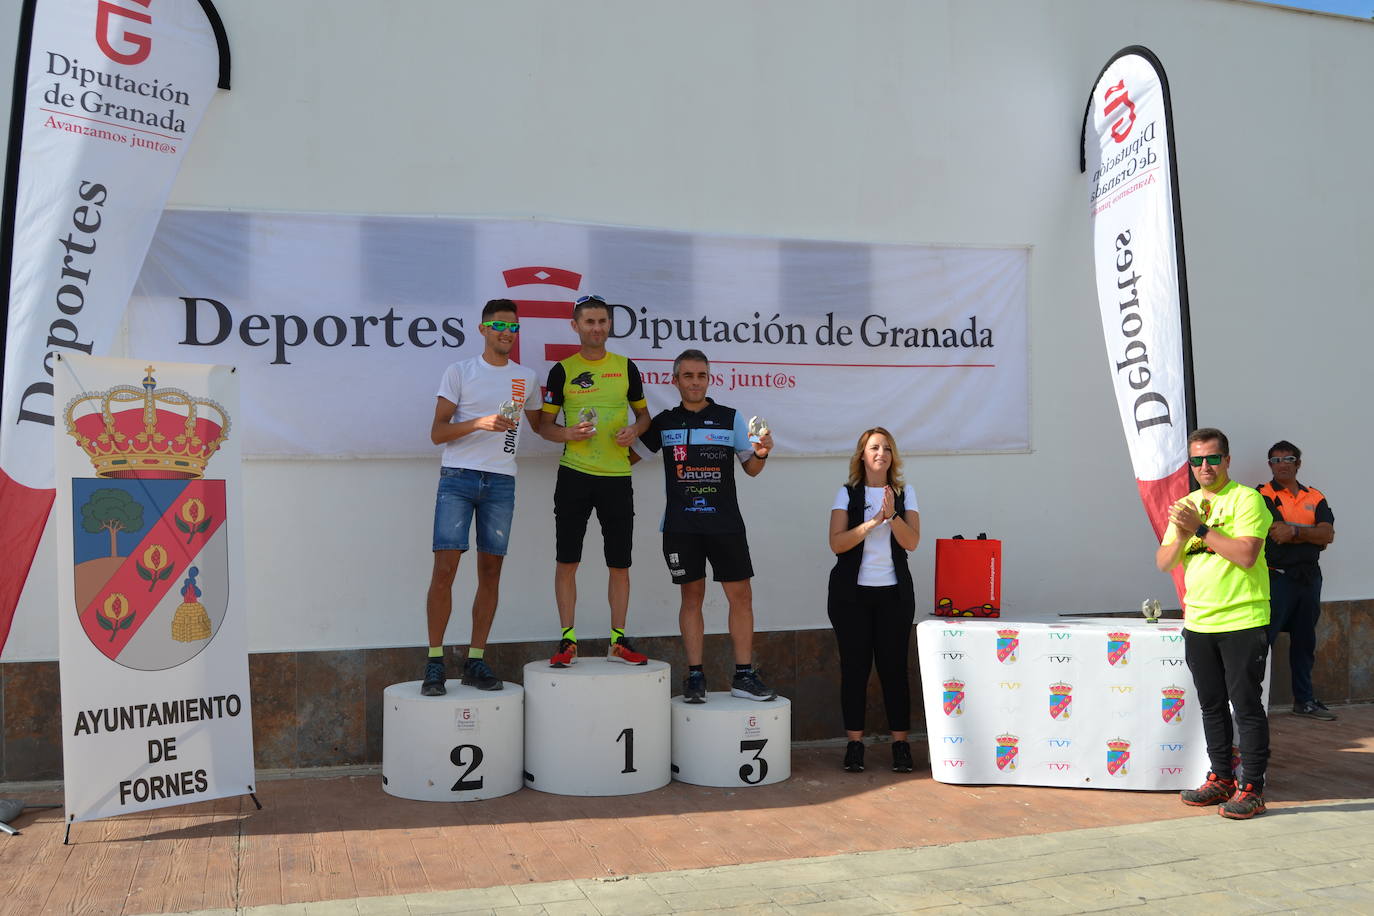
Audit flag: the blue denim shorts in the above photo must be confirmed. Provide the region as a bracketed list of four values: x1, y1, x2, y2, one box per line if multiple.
[433, 467, 516, 555]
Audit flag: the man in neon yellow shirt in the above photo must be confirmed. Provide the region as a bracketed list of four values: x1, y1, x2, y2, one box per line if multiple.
[534, 295, 652, 667]
[1156, 427, 1271, 819]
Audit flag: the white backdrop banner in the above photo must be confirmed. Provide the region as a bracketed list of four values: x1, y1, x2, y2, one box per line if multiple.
[1081, 47, 1194, 550]
[127, 211, 1029, 458]
[55, 354, 253, 824]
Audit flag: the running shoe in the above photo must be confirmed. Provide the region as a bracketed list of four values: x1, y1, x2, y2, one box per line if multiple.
[1219, 783, 1266, 819]
[682, 670, 707, 703]
[1293, 700, 1337, 721]
[1180, 771, 1237, 807]
[607, 638, 648, 665]
[891, 740, 914, 773]
[730, 668, 777, 701]
[549, 638, 577, 668]
[843, 740, 865, 772]
[420, 659, 446, 696]
[460, 657, 503, 691]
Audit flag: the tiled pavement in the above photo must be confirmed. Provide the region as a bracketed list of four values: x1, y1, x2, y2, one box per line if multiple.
[1, 705, 1370, 915]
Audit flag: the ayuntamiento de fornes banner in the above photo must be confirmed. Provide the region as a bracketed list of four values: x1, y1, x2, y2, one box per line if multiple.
[127, 212, 1028, 458]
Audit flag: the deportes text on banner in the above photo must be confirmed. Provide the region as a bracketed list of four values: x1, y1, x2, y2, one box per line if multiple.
[127, 212, 1029, 459]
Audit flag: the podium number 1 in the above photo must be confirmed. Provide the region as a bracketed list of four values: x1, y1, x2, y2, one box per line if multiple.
[617, 727, 637, 773]
[450, 744, 485, 791]
[739, 739, 769, 784]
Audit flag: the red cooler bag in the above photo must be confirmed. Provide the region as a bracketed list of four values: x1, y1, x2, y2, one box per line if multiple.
[934, 533, 1001, 617]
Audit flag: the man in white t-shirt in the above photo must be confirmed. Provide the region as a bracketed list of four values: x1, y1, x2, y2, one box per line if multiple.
[422, 300, 540, 696]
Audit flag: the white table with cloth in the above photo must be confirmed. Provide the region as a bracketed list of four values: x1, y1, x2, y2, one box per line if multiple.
[917, 617, 1228, 790]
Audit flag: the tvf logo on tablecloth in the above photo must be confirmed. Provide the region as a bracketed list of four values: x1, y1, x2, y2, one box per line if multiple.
[1049, 682, 1072, 720]
[65, 367, 230, 670]
[995, 733, 1019, 771]
[996, 628, 1019, 663]
[1107, 631, 1131, 666]
[942, 679, 965, 716]
[1107, 738, 1131, 777]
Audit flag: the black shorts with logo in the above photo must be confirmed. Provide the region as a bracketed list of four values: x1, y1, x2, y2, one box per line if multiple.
[554, 465, 634, 567]
[662, 530, 753, 584]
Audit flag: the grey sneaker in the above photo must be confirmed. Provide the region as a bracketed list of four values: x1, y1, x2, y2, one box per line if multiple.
[1292, 700, 1337, 721]
[421, 659, 446, 696]
[461, 657, 503, 691]
[730, 668, 777, 701]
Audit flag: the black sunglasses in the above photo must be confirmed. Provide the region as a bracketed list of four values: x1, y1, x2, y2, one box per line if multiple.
[1188, 454, 1225, 467]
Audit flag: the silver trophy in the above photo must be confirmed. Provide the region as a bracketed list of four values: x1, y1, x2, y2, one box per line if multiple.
[498, 399, 521, 423]
[576, 406, 598, 433]
[1141, 597, 1162, 623]
[747, 415, 769, 444]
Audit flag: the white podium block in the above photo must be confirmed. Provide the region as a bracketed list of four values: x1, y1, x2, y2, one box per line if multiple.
[382, 681, 524, 801]
[523, 659, 671, 796]
[671, 693, 791, 787]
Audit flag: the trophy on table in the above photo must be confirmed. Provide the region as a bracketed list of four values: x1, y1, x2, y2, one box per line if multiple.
[576, 406, 598, 434]
[1141, 597, 1162, 623]
[498, 399, 521, 424]
[747, 415, 769, 444]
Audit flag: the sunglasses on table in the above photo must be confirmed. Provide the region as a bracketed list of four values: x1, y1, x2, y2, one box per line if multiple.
[480, 320, 520, 332]
[1267, 456, 1298, 465]
[1188, 454, 1225, 467]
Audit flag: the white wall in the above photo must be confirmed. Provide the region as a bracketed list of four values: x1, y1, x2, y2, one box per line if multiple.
[4, 0, 1371, 660]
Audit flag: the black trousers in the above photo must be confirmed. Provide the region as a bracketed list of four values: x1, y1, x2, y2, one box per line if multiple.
[1184, 625, 1270, 790]
[827, 585, 914, 733]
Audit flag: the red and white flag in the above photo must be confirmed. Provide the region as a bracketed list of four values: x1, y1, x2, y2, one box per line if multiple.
[0, 0, 229, 655]
[1081, 46, 1196, 600]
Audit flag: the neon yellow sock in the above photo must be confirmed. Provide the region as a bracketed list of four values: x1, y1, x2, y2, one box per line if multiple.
[467, 647, 484, 659]
[610, 627, 625, 644]
[427, 646, 443, 658]
[561, 626, 576, 642]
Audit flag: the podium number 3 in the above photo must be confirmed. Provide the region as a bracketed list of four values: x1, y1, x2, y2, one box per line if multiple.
[617, 727, 637, 773]
[739, 739, 768, 784]
[450, 744, 484, 791]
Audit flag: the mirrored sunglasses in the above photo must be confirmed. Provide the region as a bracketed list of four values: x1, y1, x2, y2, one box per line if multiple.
[480, 320, 520, 332]
[1188, 454, 1225, 467]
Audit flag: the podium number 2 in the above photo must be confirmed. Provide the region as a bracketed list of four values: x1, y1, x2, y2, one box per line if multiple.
[450, 744, 484, 791]
[617, 728, 637, 773]
[739, 739, 768, 784]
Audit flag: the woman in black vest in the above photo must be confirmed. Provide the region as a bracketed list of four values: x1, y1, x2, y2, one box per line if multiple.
[827, 427, 921, 773]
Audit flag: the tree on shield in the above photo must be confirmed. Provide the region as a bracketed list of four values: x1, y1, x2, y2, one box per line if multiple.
[80, 488, 145, 557]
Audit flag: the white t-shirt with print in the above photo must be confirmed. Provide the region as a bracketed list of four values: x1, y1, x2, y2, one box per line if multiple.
[831, 484, 919, 586]
[436, 356, 537, 475]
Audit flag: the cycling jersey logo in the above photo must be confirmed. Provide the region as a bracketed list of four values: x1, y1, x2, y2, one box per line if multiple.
[673, 445, 687, 462]
[570, 371, 596, 389]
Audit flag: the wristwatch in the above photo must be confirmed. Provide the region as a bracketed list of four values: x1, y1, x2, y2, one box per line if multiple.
[1194, 524, 1209, 539]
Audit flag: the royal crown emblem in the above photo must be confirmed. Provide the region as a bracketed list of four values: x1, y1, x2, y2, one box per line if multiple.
[64, 366, 230, 479]
[995, 733, 1019, 771]
[66, 365, 231, 670]
[1049, 682, 1073, 720]
[1161, 686, 1186, 724]
[1107, 738, 1131, 776]
[942, 679, 965, 716]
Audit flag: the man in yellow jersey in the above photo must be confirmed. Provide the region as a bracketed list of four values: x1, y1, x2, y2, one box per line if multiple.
[534, 294, 652, 667]
[1156, 428, 1271, 819]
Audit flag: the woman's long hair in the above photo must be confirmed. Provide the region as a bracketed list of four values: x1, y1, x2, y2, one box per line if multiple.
[846, 426, 905, 489]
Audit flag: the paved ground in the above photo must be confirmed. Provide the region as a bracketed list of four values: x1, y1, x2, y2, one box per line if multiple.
[1, 704, 1370, 915]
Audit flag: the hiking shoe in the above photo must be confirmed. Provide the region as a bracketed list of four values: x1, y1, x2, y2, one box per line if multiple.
[608, 638, 648, 665]
[460, 658, 503, 691]
[891, 740, 914, 773]
[682, 670, 707, 703]
[1219, 783, 1266, 819]
[843, 740, 865, 772]
[1180, 771, 1237, 807]
[421, 659, 446, 696]
[1293, 700, 1337, 721]
[550, 638, 577, 667]
[730, 668, 777, 701]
